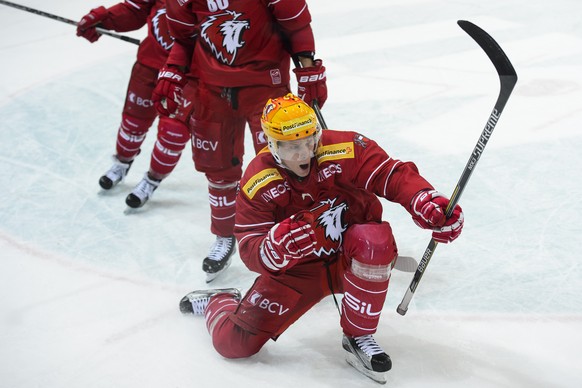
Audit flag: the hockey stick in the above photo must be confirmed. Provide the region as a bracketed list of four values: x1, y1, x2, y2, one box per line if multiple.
[396, 20, 518, 316]
[0, 0, 140, 45]
[312, 100, 328, 129]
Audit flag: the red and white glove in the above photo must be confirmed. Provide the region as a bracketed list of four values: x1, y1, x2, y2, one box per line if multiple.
[293, 59, 327, 108]
[76, 7, 109, 43]
[152, 66, 187, 117]
[411, 189, 464, 243]
[260, 211, 317, 273]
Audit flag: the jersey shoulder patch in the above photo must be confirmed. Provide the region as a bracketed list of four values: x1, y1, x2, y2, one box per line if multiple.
[242, 168, 283, 199]
[316, 141, 355, 164]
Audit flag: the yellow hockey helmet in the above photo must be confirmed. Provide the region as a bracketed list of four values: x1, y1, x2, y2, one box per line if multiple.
[261, 93, 319, 141]
[261, 94, 321, 164]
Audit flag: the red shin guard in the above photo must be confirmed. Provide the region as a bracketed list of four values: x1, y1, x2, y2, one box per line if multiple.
[149, 117, 189, 178]
[208, 180, 238, 237]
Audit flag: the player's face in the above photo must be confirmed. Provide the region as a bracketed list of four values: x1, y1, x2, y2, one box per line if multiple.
[278, 136, 316, 178]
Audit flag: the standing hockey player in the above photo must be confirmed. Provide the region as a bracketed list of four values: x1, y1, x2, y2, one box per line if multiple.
[77, 0, 193, 208]
[154, 0, 327, 281]
[179, 94, 464, 383]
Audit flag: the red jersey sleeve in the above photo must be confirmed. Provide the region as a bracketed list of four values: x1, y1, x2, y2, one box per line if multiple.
[234, 155, 283, 275]
[102, 0, 155, 32]
[350, 133, 434, 212]
[267, 0, 315, 55]
[165, 0, 197, 69]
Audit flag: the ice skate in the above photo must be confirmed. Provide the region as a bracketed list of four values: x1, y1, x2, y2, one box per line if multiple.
[125, 173, 161, 208]
[99, 157, 132, 190]
[342, 334, 391, 384]
[202, 236, 236, 283]
[179, 288, 241, 314]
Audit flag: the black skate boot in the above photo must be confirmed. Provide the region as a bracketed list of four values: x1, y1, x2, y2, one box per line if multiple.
[342, 334, 392, 384]
[179, 288, 242, 314]
[202, 236, 236, 283]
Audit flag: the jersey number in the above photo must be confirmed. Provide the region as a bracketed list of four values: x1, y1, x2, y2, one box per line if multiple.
[207, 0, 229, 12]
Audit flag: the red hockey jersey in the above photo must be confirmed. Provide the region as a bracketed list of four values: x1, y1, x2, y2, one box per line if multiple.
[102, 0, 173, 69]
[165, 0, 316, 87]
[234, 129, 434, 276]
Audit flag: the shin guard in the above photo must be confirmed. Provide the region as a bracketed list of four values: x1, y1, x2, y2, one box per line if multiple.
[207, 179, 238, 237]
[340, 223, 397, 336]
[115, 114, 154, 161]
[149, 117, 190, 178]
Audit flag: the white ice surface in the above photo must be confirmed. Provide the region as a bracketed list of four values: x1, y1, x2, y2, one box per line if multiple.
[1, 1, 581, 387]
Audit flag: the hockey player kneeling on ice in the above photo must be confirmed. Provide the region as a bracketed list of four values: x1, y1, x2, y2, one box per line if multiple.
[179, 94, 464, 384]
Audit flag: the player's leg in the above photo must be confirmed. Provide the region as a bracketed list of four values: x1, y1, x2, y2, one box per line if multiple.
[338, 222, 398, 383]
[125, 117, 189, 208]
[99, 62, 157, 190]
[125, 79, 198, 208]
[179, 274, 311, 359]
[189, 84, 246, 281]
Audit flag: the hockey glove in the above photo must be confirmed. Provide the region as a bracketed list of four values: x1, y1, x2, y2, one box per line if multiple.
[411, 189, 464, 243]
[152, 66, 187, 117]
[293, 59, 327, 108]
[76, 7, 109, 43]
[260, 211, 317, 273]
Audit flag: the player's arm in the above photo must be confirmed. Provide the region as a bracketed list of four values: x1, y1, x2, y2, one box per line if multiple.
[77, 0, 152, 42]
[234, 195, 277, 275]
[152, 0, 197, 116]
[234, 165, 317, 275]
[351, 136, 432, 205]
[353, 136, 464, 243]
[269, 0, 314, 54]
[235, 208, 317, 275]
[270, 0, 327, 107]
[165, 0, 197, 70]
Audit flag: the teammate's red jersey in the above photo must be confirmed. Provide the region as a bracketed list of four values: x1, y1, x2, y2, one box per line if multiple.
[103, 0, 173, 69]
[166, 0, 316, 87]
[234, 129, 434, 275]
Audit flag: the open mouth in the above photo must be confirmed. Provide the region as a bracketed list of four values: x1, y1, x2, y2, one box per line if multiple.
[299, 163, 310, 170]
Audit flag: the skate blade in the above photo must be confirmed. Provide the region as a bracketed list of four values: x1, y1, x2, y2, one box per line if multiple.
[205, 259, 233, 283]
[345, 353, 388, 384]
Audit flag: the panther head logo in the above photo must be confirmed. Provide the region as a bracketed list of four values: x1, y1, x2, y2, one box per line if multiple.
[200, 11, 250, 65]
[310, 198, 348, 257]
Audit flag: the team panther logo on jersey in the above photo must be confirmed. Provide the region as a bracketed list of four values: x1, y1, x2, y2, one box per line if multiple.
[151, 9, 174, 51]
[310, 198, 348, 257]
[200, 11, 250, 65]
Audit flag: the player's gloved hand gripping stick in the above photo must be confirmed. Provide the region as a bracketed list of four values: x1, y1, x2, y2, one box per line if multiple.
[0, 0, 140, 45]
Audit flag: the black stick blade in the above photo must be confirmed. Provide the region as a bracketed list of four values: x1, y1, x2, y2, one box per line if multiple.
[457, 20, 517, 79]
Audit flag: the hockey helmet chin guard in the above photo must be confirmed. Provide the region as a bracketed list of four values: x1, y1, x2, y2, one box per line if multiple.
[261, 93, 321, 164]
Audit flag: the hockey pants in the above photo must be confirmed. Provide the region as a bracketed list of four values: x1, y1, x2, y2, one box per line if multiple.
[204, 222, 398, 358]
